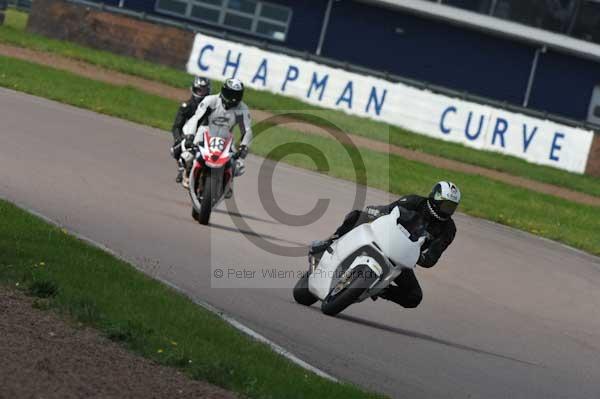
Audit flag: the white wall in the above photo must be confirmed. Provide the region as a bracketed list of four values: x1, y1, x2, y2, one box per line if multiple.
[187, 33, 594, 174]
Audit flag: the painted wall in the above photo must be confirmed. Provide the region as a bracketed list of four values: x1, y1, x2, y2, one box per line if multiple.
[187, 32, 594, 173]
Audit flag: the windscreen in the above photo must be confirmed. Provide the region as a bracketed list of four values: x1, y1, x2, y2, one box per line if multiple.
[208, 125, 232, 139]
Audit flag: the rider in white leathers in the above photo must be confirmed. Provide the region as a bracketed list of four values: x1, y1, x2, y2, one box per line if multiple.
[181, 79, 253, 189]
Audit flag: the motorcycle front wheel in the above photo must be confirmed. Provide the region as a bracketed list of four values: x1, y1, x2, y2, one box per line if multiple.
[198, 174, 213, 225]
[321, 265, 377, 316]
[197, 167, 224, 225]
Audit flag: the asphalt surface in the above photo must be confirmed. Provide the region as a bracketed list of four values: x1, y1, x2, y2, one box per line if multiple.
[2, 88, 600, 399]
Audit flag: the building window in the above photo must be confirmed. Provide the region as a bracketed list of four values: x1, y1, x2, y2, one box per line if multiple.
[425, 0, 600, 45]
[155, 0, 292, 41]
[157, 0, 188, 14]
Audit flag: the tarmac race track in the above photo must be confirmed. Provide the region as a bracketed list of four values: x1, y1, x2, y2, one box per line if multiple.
[1, 88, 599, 399]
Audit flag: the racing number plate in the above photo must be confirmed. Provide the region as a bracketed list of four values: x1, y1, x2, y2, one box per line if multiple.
[209, 137, 226, 152]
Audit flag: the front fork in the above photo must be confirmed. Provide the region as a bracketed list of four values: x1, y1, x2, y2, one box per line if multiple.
[309, 254, 319, 273]
[197, 164, 232, 197]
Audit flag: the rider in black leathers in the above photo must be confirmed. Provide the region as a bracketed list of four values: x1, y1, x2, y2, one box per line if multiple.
[310, 181, 461, 308]
[170, 76, 211, 183]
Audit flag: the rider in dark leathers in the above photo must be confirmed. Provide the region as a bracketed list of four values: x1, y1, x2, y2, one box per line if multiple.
[310, 181, 461, 308]
[170, 76, 211, 183]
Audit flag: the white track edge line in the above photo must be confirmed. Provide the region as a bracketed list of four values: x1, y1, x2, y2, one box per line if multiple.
[3, 198, 338, 383]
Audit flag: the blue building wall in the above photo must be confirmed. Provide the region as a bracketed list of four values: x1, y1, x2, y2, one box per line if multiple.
[529, 50, 598, 120]
[322, 1, 535, 105]
[112, 0, 598, 122]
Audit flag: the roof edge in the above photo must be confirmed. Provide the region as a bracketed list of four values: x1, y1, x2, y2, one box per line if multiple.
[361, 0, 600, 62]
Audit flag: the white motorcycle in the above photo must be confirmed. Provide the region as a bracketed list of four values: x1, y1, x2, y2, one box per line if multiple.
[293, 206, 427, 316]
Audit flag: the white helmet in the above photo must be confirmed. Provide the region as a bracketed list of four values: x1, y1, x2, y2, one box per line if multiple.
[220, 78, 244, 109]
[427, 181, 461, 220]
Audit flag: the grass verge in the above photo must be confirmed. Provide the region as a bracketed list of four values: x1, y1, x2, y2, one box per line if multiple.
[0, 199, 384, 399]
[1, 9, 599, 197]
[0, 55, 598, 255]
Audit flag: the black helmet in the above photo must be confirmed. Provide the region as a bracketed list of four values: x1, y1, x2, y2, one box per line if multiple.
[220, 78, 244, 110]
[191, 76, 211, 99]
[427, 181, 461, 220]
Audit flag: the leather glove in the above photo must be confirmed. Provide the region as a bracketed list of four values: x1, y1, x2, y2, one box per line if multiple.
[170, 142, 182, 160]
[170, 136, 185, 160]
[236, 145, 248, 160]
[395, 207, 425, 242]
[184, 135, 195, 149]
[365, 206, 383, 220]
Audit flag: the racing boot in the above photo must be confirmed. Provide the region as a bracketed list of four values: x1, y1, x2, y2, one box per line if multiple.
[374, 286, 405, 304]
[309, 234, 338, 256]
[371, 287, 390, 301]
[175, 167, 184, 183]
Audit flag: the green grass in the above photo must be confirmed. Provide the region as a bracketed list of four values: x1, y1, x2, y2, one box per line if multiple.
[2, 9, 600, 197]
[0, 200, 384, 399]
[1, 55, 598, 255]
[252, 127, 600, 255]
[0, 56, 176, 130]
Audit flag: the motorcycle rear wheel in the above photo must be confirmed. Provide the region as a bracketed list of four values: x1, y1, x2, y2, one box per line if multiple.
[293, 272, 318, 306]
[321, 265, 377, 316]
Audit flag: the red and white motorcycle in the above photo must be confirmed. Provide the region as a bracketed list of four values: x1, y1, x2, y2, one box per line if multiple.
[187, 127, 240, 225]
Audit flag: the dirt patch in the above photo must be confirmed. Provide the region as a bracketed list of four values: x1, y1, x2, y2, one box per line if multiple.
[0, 43, 598, 207]
[0, 287, 237, 399]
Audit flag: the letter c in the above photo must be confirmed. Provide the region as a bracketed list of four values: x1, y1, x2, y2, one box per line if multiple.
[198, 44, 214, 72]
[440, 106, 457, 135]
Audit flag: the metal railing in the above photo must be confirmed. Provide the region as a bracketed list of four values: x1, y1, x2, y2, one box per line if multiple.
[26, 0, 600, 131]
